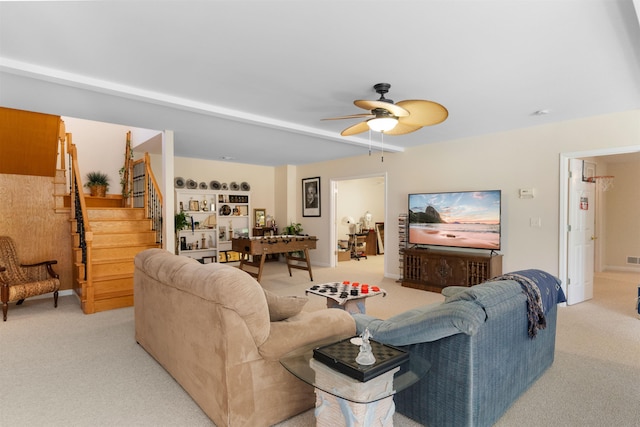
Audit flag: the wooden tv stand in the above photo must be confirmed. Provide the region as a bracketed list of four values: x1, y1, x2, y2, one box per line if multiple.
[402, 248, 502, 293]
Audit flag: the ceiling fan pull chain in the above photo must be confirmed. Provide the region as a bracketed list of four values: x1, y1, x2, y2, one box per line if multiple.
[381, 132, 384, 163]
[368, 129, 372, 156]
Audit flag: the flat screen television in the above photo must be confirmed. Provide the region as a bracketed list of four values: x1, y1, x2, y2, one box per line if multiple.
[408, 190, 501, 250]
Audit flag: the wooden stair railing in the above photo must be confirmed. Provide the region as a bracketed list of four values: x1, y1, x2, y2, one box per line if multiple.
[132, 153, 163, 245]
[68, 138, 94, 309]
[121, 131, 133, 207]
[120, 131, 163, 245]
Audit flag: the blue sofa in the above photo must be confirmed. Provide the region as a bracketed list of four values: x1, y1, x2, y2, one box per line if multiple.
[353, 269, 566, 427]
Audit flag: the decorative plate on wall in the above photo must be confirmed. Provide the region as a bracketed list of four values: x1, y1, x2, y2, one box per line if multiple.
[241, 181, 250, 191]
[174, 177, 185, 188]
[186, 179, 198, 189]
[230, 182, 240, 191]
[210, 180, 221, 190]
[221, 183, 229, 190]
[199, 182, 208, 190]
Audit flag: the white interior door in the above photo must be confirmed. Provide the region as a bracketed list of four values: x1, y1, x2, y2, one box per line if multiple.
[566, 159, 595, 305]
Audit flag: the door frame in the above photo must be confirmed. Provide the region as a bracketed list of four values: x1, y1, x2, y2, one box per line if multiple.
[329, 172, 387, 269]
[559, 145, 640, 295]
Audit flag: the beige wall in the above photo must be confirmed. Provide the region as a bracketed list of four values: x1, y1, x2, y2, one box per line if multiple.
[63, 109, 640, 280]
[296, 110, 640, 277]
[604, 159, 640, 269]
[0, 174, 73, 290]
[337, 177, 385, 238]
[63, 116, 131, 193]
[171, 156, 275, 218]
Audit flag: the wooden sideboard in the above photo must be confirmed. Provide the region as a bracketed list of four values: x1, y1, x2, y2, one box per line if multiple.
[402, 248, 503, 293]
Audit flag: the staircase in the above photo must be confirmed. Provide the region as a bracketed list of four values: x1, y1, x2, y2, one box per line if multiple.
[65, 131, 163, 315]
[1, 110, 163, 315]
[72, 204, 160, 314]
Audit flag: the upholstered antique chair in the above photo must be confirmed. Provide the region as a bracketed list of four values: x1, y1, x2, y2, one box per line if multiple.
[0, 236, 60, 321]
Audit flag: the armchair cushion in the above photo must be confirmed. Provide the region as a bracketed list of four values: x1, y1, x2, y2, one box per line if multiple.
[7, 279, 59, 302]
[263, 288, 308, 321]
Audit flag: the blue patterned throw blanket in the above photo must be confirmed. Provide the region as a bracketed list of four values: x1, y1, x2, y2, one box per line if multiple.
[488, 269, 566, 338]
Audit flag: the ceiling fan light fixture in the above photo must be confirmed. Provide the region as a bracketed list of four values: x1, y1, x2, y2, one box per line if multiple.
[367, 117, 398, 132]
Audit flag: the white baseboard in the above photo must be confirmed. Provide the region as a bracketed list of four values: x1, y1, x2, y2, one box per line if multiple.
[27, 289, 74, 300]
[604, 266, 640, 273]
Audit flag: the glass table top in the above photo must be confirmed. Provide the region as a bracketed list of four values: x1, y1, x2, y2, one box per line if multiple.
[280, 335, 430, 404]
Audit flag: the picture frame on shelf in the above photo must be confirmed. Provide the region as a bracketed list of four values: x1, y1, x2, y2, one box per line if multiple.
[302, 176, 321, 217]
[189, 199, 200, 211]
[254, 208, 266, 227]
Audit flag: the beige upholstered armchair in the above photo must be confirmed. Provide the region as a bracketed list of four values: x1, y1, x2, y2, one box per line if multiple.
[0, 236, 60, 321]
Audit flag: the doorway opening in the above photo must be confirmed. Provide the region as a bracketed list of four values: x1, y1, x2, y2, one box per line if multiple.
[559, 145, 640, 304]
[329, 174, 387, 275]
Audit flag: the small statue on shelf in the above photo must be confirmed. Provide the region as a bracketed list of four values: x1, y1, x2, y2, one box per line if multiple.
[355, 328, 376, 366]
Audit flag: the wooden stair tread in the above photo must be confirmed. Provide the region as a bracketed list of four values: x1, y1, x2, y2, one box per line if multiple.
[91, 273, 133, 282]
[94, 289, 133, 300]
[91, 257, 137, 264]
[91, 241, 159, 248]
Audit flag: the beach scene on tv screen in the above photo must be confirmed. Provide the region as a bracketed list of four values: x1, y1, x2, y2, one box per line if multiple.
[409, 191, 501, 249]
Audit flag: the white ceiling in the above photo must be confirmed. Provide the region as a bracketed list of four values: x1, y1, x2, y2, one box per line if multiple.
[1, 1, 639, 167]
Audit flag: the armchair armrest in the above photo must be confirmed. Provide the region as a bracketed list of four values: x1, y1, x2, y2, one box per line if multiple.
[258, 309, 356, 361]
[353, 300, 487, 347]
[20, 260, 59, 281]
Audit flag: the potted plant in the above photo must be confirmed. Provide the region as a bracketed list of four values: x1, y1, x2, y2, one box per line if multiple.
[174, 211, 191, 252]
[175, 211, 190, 232]
[85, 171, 110, 197]
[283, 222, 303, 235]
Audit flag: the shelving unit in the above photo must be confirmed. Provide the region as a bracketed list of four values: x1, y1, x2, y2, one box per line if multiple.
[175, 189, 251, 263]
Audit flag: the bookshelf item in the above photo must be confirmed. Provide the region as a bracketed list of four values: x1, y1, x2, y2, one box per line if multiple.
[398, 214, 407, 282]
[175, 188, 250, 263]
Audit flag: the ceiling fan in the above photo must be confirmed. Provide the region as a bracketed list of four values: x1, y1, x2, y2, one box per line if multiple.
[323, 83, 448, 136]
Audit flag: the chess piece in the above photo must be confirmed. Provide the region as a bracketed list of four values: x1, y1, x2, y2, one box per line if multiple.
[355, 328, 376, 365]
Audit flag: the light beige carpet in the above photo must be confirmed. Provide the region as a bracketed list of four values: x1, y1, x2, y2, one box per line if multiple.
[1, 256, 638, 426]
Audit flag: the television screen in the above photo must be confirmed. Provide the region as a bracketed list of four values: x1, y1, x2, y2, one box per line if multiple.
[408, 190, 501, 250]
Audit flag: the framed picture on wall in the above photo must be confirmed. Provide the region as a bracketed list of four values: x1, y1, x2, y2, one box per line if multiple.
[302, 176, 321, 217]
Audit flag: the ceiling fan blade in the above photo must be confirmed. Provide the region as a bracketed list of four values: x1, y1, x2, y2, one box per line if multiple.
[321, 113, 374, 121]
[354, 100, 409, 117]
[341, 121, 370, 136]
[396, 100, 448, 126]
[383, 122, 423, 135]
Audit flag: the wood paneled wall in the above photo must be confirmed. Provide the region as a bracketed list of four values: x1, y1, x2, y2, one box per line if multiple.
[0, 173, 72, 291]
[0, 107, 60, 177]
